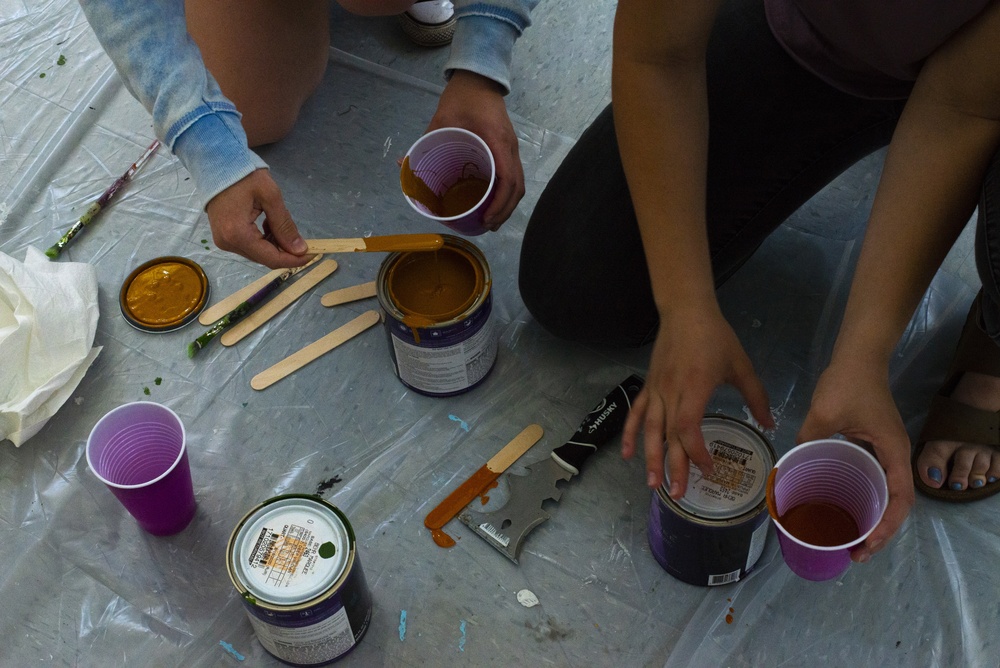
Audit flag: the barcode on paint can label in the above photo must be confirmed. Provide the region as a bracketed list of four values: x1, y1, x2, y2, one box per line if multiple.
[707, 570, 741, 586]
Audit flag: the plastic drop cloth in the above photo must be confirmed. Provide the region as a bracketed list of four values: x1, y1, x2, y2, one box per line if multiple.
[1, 1, 997, 666]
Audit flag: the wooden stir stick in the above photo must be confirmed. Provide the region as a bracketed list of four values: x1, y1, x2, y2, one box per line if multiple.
[250, 310, 381, 390]
[305, 233, 443, 254]
[424, 424, 545, 548]
[220, 259, 339, 346]
[321, 281, 377, 308]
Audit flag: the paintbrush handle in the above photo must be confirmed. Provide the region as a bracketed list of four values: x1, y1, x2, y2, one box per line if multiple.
[46, 140, 160, 258]
[187, 272, 290, 357]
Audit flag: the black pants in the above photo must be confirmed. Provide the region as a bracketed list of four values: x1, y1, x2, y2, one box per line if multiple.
[519, 0, 1000, 347]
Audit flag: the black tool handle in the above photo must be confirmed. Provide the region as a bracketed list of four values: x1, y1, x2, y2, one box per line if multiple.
[550, 374, 645, 475]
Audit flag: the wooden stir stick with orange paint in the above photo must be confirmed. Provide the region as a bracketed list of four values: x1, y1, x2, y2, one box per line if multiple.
[425, 424, 544, 548]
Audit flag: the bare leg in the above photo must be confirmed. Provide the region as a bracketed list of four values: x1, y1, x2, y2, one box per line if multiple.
[185, 0, 332, 147]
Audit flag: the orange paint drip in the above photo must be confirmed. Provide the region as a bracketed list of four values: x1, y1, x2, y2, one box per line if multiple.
[479, 479, 499, 505]
[425, 465, 501, 548]
[766, 467, 778, 520]
[431, 528, 456, 548]
[400, 156, 442, 215]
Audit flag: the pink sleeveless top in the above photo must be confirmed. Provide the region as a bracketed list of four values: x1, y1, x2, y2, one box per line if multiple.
[765, 0, 992, 99]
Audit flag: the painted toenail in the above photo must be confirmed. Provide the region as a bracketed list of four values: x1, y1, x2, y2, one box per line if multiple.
[928, 468, 942, 483]
[951, 482, 964, 491]
[990, 477, 998, 484]
[972, 479, 985, 488]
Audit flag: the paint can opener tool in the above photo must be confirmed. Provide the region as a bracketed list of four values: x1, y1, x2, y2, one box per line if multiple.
[459, 374, 644, 563]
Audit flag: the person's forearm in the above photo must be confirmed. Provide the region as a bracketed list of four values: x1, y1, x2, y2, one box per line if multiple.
[833, 2, 1000, 367]
[611, 0, 721, 316]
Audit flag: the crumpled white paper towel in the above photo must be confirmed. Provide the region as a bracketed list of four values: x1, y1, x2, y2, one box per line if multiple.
[1, 247, 102, 446]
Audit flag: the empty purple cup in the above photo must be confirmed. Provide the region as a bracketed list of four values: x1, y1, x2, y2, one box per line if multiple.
[767, 439, 887, 581]
[86, 402, 196, 536]
[401, 127, 496, 236]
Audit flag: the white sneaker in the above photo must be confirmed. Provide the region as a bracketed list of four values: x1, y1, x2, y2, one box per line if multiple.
[399, 0, 455, 47]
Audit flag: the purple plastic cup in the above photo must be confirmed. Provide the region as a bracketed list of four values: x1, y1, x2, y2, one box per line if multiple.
[86, 402, 196, 536]
[767, 439, 888, 581]
[401, 127, 496, 236]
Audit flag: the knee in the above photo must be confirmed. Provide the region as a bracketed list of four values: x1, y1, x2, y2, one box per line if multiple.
[242, 103, 303, 148]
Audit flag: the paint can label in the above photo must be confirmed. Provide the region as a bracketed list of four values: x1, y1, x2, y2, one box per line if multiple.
[648, 415, 775, 586]
[227, 495, 372, 666]
[389, 302, 496, 393]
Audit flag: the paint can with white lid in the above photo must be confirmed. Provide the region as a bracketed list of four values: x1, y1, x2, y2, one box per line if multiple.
[647, 415, 775, 586]
[226, 495, 372, 665]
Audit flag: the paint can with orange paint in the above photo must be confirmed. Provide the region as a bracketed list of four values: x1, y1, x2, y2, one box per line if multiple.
[648, 415, 775, 586]
[226, 495, 372, 666]
[376, 234, 497, 396]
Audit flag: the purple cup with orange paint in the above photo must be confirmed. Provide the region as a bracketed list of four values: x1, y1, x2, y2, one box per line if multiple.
[767, 439, 888, 581]
[86, 401, 196, 536]
[400, 127, 496, 236]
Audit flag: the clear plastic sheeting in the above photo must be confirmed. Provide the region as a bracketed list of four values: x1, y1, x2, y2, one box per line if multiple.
[1, 2, 996, 667]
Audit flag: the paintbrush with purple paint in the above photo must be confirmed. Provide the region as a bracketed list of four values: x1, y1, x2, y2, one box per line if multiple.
[187, 269, 293, 358]
[45, 139, 160, 259]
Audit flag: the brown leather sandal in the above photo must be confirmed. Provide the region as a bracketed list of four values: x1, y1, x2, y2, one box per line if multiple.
[913, 291, 1000, 502]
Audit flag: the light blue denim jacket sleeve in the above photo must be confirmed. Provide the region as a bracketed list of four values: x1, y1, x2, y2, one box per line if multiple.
[78, 0, 537, 204]
[78, 0, 268, 207]
[446, 0, 540, 94]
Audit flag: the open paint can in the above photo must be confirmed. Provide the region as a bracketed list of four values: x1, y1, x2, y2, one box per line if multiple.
[648, 415, 775, 586]
[376, 234, 497, 396]
[227, 495, 372, 666]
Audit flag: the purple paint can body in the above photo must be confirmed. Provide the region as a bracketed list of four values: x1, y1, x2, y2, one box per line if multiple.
[648, 415, 775, 586]
[376, 234, 497, 397]
[227, 495, 372, 666]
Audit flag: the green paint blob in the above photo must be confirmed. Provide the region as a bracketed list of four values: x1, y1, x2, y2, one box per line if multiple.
[39, 73, 46, 78]
[318, 542, 336, 559]
[57, 55, 67, 66]
[154, 377, 162, 385]
[143, 387, 151, 396]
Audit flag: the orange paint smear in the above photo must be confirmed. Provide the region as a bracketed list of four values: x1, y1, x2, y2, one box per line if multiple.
[479, 479, 499, 505]
[425, 466, 500, 549]
[400, 156, 489, 218]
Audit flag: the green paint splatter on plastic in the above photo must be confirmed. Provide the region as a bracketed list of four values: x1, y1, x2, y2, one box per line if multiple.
[57, 55, 67, 66]
[143, 387, 151, 396]
[39, 73, 46, 78]
[154, 377, 162, 385]
[318, 542, 336, 559]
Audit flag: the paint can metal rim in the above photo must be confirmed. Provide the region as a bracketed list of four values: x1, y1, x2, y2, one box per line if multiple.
[648, 414, 776, 586]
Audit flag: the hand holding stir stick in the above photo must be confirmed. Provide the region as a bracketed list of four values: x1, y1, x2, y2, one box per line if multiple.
[45, 140, 160, 258]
